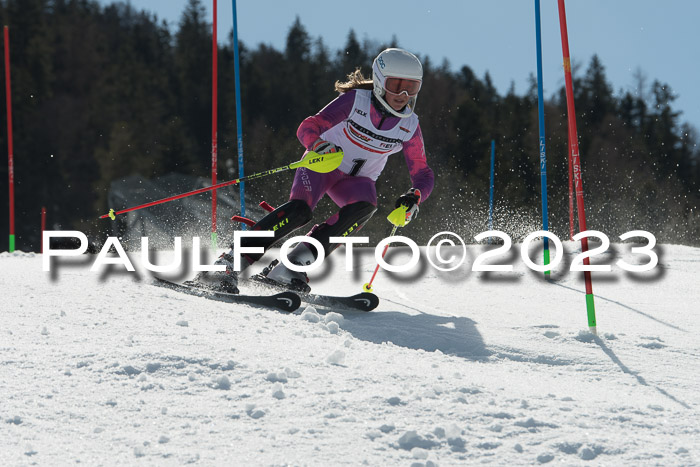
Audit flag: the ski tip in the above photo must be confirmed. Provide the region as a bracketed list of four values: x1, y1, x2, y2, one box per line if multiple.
[272, 291, 302, 312]
[352, 292, 380, 311]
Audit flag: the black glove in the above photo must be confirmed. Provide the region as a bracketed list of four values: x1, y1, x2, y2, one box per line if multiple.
[310, 138, 342, 155]
[395, 188, 421, 224]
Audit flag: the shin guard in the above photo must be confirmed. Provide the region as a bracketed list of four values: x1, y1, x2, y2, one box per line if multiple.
[308, 201, 377, 257]
[238, 199, 313, 263]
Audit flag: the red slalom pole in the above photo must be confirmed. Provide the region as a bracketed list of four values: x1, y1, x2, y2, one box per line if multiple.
[98, 150, 344, 220]
[99, 172, 249, 219]
[41, 206, 46, 253]
[211, 0, 219, 250]
[557, 0, 597, 332]
[4, 26, 15, 253]
[362, 205, 409, 293]
[568, 133, 574, 240]
[362, 225, 398, 293]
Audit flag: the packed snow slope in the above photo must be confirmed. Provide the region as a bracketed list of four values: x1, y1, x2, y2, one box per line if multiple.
[1, 242, 699, 465]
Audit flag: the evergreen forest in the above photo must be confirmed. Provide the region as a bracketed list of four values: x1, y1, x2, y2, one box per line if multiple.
[1, 0, 698, 252]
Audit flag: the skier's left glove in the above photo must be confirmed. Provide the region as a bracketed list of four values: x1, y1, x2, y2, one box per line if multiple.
[395, 188, 421, 224]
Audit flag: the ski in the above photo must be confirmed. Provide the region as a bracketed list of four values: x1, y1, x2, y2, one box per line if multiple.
[152, 278, 301, 312]
[245, 275, 379, 312]
[301, 292, 379, 312]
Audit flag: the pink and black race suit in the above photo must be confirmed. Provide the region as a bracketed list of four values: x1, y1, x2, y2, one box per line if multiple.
[295, 89, 433, 199]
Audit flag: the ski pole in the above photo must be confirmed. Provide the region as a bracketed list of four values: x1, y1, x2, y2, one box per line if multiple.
[99, 150, 343, 220]
[362, 205, 409, 293]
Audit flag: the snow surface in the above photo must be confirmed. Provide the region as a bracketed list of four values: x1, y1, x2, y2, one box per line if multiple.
[1, 243, 699, 465]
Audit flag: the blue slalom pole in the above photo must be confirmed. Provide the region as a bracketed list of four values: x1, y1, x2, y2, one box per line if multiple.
[232, 0, 246, 226]
[488, 139, 495, 235]
[535, 0, 551, 276]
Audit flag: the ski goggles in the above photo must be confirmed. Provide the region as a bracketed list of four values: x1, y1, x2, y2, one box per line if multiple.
[384, 77, 421, 97]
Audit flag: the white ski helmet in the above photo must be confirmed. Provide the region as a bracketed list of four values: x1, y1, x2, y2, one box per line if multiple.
[372, 48, 423, 118]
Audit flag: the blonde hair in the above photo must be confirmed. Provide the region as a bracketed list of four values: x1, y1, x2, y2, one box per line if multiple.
[334, 68, 374, 93]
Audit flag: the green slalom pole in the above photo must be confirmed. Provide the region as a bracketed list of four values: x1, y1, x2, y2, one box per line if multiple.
[586, 294, 596, 329]
[9, 234, 14, 252]
[211, 231, 218, 252]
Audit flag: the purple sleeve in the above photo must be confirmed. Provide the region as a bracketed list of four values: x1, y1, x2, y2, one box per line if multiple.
[297, 90, 356, 149]
[403, 125, 434, 202]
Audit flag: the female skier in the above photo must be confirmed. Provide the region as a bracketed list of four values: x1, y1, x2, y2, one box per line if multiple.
[198, 47, 434, 293]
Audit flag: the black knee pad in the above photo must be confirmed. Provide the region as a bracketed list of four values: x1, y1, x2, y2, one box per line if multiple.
[238, 199, 313, 262]
[309, 201, 377, 257]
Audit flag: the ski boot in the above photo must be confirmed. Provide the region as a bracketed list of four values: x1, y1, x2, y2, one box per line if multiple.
[256, 259, 311, 294]
[252, 242, 315, 293]
[187, 252, 239, 294]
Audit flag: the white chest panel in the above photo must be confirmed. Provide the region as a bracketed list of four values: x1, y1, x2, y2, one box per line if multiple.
[321, 90, 418, 180]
